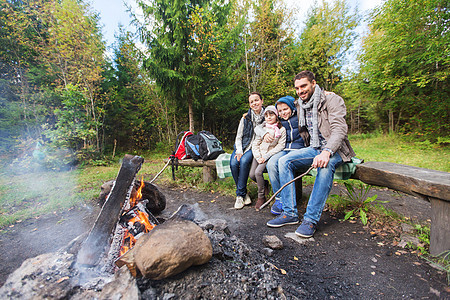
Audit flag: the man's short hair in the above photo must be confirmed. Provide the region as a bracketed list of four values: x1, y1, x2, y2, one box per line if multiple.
[249, 91, 263, 100]
[294, 71, 315, 82]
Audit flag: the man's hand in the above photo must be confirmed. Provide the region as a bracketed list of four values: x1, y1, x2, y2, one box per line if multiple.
[235, 153, 243, 162]
[312, 151, 331, 168]
[258, 157, 265, 164]
[263, 132, 274, 143]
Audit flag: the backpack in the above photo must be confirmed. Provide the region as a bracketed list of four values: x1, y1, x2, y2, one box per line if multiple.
[185, 130, 224, 161]
[171, 131, 193, 160]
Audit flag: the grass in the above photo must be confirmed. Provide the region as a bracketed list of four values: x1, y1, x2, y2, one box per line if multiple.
[349, 133, 449, 172]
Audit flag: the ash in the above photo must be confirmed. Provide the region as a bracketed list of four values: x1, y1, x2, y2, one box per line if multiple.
[137, 217, 303, 299]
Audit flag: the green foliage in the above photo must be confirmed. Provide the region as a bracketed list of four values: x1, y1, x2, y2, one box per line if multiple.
[423, 251, 450, 284]
[358, 0, 450, 140]
[328, 181, 385, 225]
[292, 0, 359, 91]
[413, 223, 430, 255]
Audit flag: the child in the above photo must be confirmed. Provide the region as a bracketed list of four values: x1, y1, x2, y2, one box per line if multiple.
[230, 92, 265, 209]
[249, 105, 286, 210]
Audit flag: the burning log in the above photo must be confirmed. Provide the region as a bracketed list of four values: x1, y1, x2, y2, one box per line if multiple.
[98, 180, 166, 214]
[77, 155, 144, 266]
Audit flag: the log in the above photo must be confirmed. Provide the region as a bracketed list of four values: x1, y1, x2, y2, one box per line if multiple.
[77, 155, 144, 266]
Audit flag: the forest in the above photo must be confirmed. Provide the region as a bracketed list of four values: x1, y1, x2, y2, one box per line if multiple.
[0, 0, 448, 167]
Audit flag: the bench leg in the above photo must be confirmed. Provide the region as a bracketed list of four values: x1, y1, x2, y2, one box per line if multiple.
[295, 177, 303, 207]
[202, 166, 217, 183]
[429, 197, 450, 256]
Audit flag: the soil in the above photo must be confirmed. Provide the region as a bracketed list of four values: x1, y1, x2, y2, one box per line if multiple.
[0, 181, 448, 299]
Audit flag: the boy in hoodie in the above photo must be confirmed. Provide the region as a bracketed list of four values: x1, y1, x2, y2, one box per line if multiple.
[259, 96, 306, 215]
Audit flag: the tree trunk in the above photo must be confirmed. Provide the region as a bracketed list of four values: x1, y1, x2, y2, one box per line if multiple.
[188, 97, 195, 132]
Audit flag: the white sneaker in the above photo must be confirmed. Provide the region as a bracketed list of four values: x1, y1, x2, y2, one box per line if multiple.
[244, 194, 251, 205]
[234, 196, 244, 209]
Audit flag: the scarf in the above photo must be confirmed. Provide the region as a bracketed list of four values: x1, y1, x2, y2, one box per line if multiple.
[251, 108, 265, 127]
[299, 85, 321, 148]
[265, 123, 281, 138]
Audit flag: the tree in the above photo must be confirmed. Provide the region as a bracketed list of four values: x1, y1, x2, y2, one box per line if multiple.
[359, 0, 449, 138]
[292, 0, 359, 91]
[244, 0, 295, 100]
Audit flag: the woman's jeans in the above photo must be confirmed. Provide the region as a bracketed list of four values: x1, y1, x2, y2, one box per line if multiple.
[278, 147, 343, 223]
[230, 149, 253, 197]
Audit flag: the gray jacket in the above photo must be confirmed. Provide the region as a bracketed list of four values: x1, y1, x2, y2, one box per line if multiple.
[295, 91, 355, 162]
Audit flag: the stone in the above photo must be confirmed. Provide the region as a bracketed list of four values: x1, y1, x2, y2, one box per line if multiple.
[262, 248, 274, 256]
[98, 266, 140, 300]
[125, 219, 212, 280]
[398, 233, 421, 248]
[401, 223, 415, 234]
[285, 232, 315, 244]
[262, 235, 283, 250]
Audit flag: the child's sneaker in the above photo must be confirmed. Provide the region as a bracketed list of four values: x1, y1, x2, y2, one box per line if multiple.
[234, 196, 244, 209]
[266, 214, 299, 228]
[270, 199, 283, 215]
[295, 220, 316, 238]
[244, 194, 252, 205]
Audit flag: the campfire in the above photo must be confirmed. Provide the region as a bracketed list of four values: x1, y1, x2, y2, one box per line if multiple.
[118, 176, 159, 257]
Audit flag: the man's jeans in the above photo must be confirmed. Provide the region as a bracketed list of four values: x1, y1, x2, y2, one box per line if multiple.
[230, 149, 253, 197]
[278, 147, 343, 223]
[266, 150, 292, 198]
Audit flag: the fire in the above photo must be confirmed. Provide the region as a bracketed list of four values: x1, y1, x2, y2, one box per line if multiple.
[119, 176, 157, 257]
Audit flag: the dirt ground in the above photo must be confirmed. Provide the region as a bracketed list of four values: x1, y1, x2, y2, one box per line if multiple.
[0, 181, 449, 299]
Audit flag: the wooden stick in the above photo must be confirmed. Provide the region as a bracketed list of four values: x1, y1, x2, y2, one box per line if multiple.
[259, 166, 314, 211]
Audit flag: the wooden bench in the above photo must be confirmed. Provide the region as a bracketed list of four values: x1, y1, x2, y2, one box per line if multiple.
[165, 159, 218, 183]
[166, 159, 449, 255]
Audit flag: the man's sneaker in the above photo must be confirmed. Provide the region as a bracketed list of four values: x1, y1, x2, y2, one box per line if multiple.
[295, 220, 316, 238]
[266, 214, 299, 228]
[244, 194, 252, 205]
[270, 199, 283, 215]
[234, 196, 244, 209]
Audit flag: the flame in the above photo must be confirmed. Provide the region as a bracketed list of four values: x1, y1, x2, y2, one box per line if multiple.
[130, 176, 144, 207]
[119, 177, 157, 257]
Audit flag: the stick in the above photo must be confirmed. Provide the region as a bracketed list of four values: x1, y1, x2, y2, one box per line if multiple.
[149, 159, 171, 184]
[259, 166, 314, 211]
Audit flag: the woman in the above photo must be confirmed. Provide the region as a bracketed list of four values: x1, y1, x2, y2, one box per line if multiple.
[230, 92, 265, 209]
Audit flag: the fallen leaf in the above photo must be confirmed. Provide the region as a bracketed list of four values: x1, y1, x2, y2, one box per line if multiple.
[198, 201, 204, 203]
[395, 252, 402, 256]
[413, 262, 421, 266]
[294, 256, 299, 261]
[323, 233, 328, 236]
[280, 269, 287, 275]
[211, 200, 215, 203]
[9, 225, 14, 228]
[371, 272, 376, 275]
[377, 242, 385, 246]
[56, 276, 69, 283]
[31, 228, 37, 232]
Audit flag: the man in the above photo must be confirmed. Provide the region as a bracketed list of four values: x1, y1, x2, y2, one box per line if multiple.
[266, 70, 356, 238]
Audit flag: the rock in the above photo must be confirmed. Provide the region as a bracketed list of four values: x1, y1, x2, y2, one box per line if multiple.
[285, 232, 315, 244]
[262, 248, 274, 256]
[398, 233, 421, 248]
[198, 218, 230, 234]
[129, 219, 212, 280]
[98, 266, 140, 300]
[401, 223, 415, 234]
[262, 235, 283, 250]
